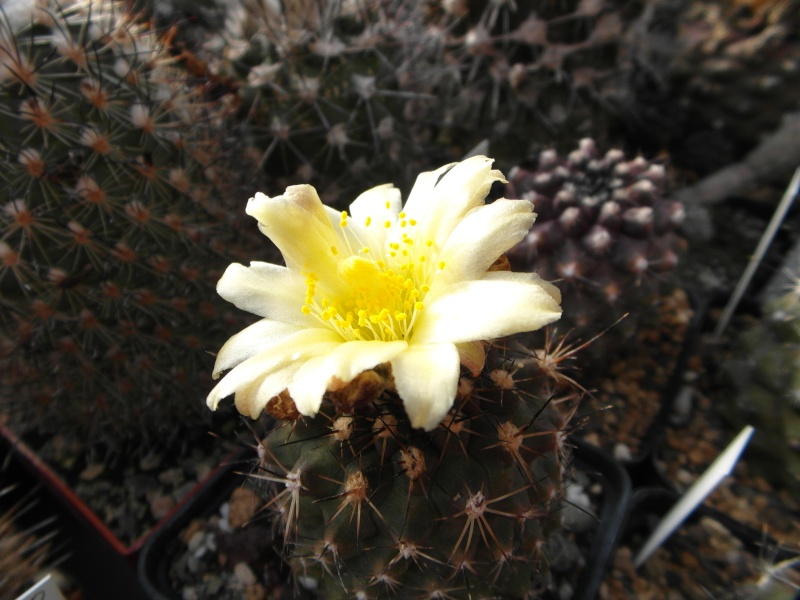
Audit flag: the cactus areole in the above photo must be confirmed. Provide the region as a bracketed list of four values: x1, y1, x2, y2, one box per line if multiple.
[208, 156, 562, 430]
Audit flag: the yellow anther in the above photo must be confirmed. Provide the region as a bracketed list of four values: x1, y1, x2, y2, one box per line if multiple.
[301, 306, 311, 315]
[421, 285, 430, 293]
[403, 237, 413, 245]
[399, 212, 406, 219]
[365, 216, 372, 226]
[426, 240, 433, 247]
[395, 312, 407, 321]
[415, 302, 424, 311]
[384, 221, 391, 228]
[438, 261, 445, 270]
[419, 256, 426, 262]
[385, 201, 390, 209]
[331, 246, 339, 255]
[361, 247, 370, 254]
[400, 220, 407, 228]
[409, 219, 417, 226]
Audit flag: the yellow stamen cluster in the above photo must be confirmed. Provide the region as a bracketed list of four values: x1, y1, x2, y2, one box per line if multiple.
[301, 210, 444, 342]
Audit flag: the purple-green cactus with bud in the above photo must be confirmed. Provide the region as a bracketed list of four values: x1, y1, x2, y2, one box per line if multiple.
[506, 138, 685, 344]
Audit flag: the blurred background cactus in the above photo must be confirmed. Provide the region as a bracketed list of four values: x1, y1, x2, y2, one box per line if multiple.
[505, 138, 686, 351]
[623, 0, 800, 174]
[250, 340, 579, 600]
[0, 0, 256, 450]
[124, 0, 669, 204]
[720, 271, 800, 501]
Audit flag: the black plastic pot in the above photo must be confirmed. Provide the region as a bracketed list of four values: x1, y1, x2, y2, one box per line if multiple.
[138, 436, 631, 600]
[570, 436, 633, 600]
[137, 448, 252, 600]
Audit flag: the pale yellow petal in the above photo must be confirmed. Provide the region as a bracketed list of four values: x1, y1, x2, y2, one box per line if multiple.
[213, 319, 302, 378]
[285, 355, 330, 417]
[246, 187, 342, 277]
[400, 162, 457, 223]
[404, 156, 506, 249]
[349, 183, 402, 246]
[391, 343, 461, 431]
[411, 271, 562, 345]
[206, 328, 341, 413]
[288, 340, 408, 416]
[234, 361, 304, 419]
[435, 199, 536, 285]
[216, 262, 312, 324]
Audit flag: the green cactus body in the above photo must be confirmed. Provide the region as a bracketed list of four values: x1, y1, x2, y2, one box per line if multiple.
[0, 1, 247, 446]
[254, 346, 575, 599]
[721, 285, 800, 499]
[505, 138, 685, 347]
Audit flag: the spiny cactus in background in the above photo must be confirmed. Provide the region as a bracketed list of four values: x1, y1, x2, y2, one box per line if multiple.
[721, 277, 800, 501]
[165, 0, 652, 203]
[0, 0, 252, 448]
[400, 0, 645, 167]
[505, 138, 685, 346]
[0, 486, 56, 598]
[252, 343, 579, 600]
[178, 0, 439, 205]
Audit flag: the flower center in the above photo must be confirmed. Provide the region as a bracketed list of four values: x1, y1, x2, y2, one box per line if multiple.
[301, 209, 445, 342]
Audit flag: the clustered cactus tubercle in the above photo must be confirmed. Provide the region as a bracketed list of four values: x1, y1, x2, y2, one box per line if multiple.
[0, 0, 249, 447]
[506, 138, 686, 339]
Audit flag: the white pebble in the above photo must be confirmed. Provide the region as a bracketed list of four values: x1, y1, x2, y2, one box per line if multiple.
[187, 530, 205, 552]
[234, 562, 257, 587]
[182, 587, 198, 600]
[677, 468, 694, 486]
[297, 576, 319, 590]
[613, 443, 633, 461]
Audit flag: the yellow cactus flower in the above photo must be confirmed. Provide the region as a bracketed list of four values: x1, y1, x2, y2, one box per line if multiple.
[207, 156, 562, 430]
